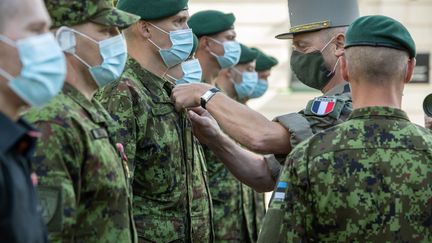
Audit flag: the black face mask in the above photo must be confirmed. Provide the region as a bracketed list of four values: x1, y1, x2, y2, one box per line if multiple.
[290, 37, 340, 91]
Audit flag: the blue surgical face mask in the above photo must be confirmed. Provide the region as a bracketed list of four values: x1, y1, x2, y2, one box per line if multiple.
[166, 59, 203, 85]
[56, 27, 127, 87]
[209, 38, 241, 69]
[249, 79, 269, 99]
[231, 68, 258, 99]
[148, 23, 193, 68]
[0, 33, 66, 107]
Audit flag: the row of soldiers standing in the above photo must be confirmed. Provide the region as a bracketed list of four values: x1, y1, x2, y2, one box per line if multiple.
[1, 0, 431, 242]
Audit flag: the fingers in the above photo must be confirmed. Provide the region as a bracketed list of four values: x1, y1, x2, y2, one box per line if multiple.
[188, 110, 207, 126]
[190, 107, 207, 116]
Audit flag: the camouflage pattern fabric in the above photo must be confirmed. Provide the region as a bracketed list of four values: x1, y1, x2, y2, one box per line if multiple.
[259, 107, 432, 242]
[205, 89, 266, 243]
[204, 146, 246, 242]
[274, 82, 353, 148]
[242, 186, 266, 243]
[25, 84, 135, 243]
[44, 0, 139, 28]
[96, 57, 214, 242]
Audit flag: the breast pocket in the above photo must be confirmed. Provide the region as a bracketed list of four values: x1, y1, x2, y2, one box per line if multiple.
[138, 102, 185, 196]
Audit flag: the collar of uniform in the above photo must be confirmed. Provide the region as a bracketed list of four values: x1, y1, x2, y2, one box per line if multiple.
[0, 112, 40, 156]
[349, 106, 410, 121]
[324, 81, 351, 96]
[62, 83, 107, 125]
[126, 57, 172, 98]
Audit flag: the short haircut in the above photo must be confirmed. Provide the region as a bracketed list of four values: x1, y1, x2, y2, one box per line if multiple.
[345, 46, 409, 85]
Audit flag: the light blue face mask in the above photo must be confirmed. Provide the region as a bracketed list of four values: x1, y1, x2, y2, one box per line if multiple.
[166, 59, 202, 85]
[148, 23, 193, 68]
[231, 68, 258, 99]
[249, 79, 269, 99]
[0, 33, 66, 107]
[56, 27, 127, 87]
[209, 38, 241, 69]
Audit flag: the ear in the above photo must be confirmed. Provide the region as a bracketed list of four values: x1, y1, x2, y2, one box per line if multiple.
[404, 58, 416, 84]
[335, 33, 345, 50]
[200, 36, 213, 52]
[136, 20, 151, 39]
[340, 55, 349, 82]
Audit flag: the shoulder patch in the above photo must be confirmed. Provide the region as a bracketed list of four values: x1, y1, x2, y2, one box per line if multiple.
[310, 97, 337, 116]
[38, 186, 63, 232]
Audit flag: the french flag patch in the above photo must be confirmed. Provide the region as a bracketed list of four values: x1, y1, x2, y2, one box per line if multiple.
[311, 97, 336, 116]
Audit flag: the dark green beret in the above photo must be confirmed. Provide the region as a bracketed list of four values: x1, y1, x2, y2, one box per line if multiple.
[45, 0, 140, 28]
[237, 44, 259, 65]
[345, 15, 416, 58]
[251, 48, 279, 72]
[188, 10, 235, 38]
[117, 0, 188, 20]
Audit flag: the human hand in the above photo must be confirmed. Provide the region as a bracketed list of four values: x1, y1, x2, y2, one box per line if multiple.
[171, 83, 214, 111]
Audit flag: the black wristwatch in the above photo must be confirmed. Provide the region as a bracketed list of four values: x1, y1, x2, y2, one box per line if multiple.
[200, 88, 220, 109]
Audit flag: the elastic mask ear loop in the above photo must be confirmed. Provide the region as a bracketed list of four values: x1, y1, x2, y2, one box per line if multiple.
[0, 35, 16, 47]
[0, 35, 17, 80]
[57, 27, 96, 69]
[327, 57, 341, 78]
[320, 36, 337, 53]
[208, 37, 223, 58]
[147, 22, 168, 51]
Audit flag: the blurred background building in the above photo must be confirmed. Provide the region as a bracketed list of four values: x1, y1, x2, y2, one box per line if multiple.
[189, 0, 432, 125]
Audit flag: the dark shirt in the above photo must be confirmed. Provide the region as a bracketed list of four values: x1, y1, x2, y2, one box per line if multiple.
[0, 112, 47, 243]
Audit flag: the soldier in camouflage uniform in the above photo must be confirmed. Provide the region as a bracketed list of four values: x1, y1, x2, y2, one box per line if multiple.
[259, 15, 432, 242]
[0, 0, 65, 241]
[96, 0, 214, 242]
[24, 0, 140, 242]
[171, 0, 359, 193]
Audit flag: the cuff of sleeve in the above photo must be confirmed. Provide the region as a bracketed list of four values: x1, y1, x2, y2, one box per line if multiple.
[264, 154, 282, 181]
[273, 113, 313, 148]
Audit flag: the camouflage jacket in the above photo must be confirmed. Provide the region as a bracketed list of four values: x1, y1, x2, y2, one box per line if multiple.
[265, 82, 353, 180]
[259, 107, 432, 242]
[204, 146, 246, 242]
[25, 84, 135, 243]
[205, 90, 266, 243]
[96, 57, 214, 242]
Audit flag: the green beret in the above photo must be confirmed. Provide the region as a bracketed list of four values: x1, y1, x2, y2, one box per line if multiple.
[45, 0, 140, 29]
[191, 34, 199, 55]
[117, 0, 188, 20]
[345, 15, 416, 58]
[251, 48, 279, 72]
[237, 44, 259, 65]
[188, 10, 235, 38]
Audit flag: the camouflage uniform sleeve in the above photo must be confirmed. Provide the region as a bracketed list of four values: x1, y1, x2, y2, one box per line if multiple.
[31, 120, 84, 242]
[263, 154, 283, 181]
[274, 96, 352, 148]
[283, 143, 315, 242]
[97, 82, 139, 172]
[273, 113, 314, 148]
